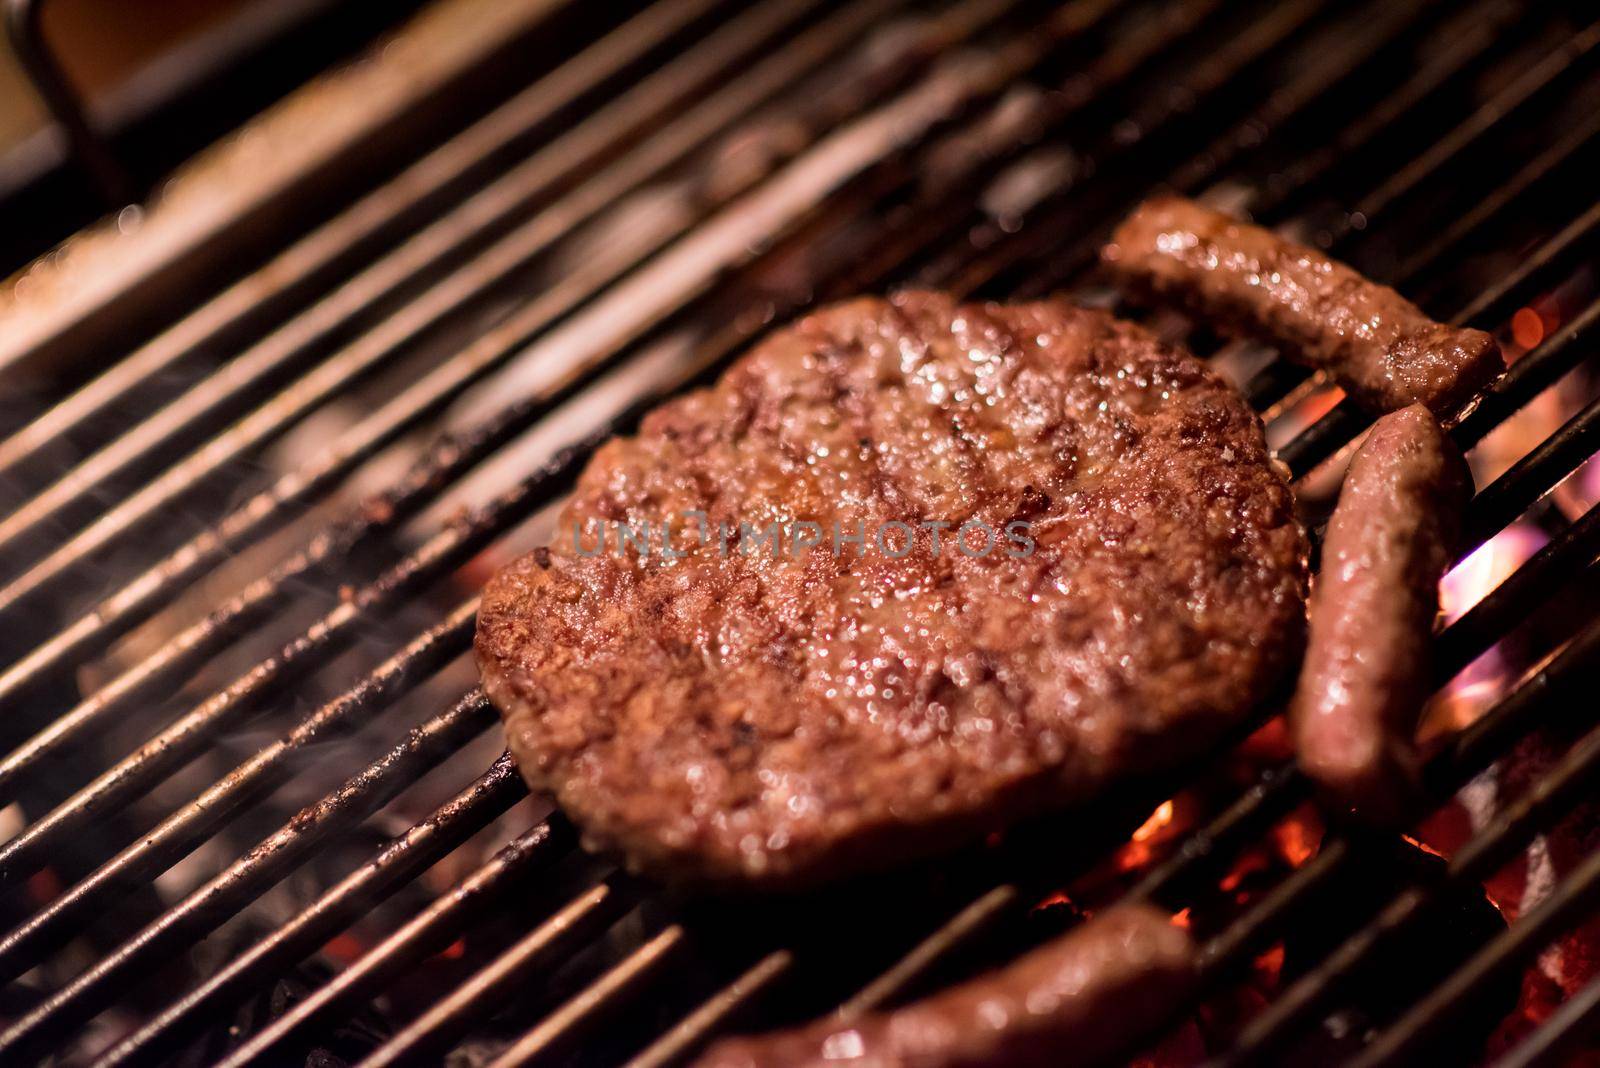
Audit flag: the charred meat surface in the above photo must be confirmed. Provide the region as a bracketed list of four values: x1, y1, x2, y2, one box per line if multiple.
[1102, 196, 1503, 415]
[1290, 404, 1470, 822]
[475, 292, 1308, 889]
[694, 903, 1196, 1068]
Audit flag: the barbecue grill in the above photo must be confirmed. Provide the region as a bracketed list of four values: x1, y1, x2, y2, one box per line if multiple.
[1, 0, 1598, 1063]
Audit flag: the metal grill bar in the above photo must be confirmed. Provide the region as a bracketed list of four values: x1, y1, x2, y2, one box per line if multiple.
[665, 27, 1600, 1057]
[1281, 186, 1600, 475]
[0, 442, 580, 888]
[0, 670, 497, 1058]
[1225, 614, 1600, 1068]
[1437, 505, 1600, 690]
[1498, 963, 1600, 1068]
[949, 0, 1517, 300]
[1244, 30, 1600, 418]
[1269, 18, 1600, 475]
[0, 601, 478, 986]
[1392, 98, 1600, 287]
[0, 0, 1033, 737]
[0, 0, 980, 642]
[0, 0, 1178, 896]
[1163, 637, 1594, 1067]
[1088, 500, 1600, 1058]
[487, 927, 689, 1068]
[1115, 495, 1600, 946]
[0, 414, 550, 801]
[0, 5, 1108, 886]
[209, 818, 579, 1067]
[936, 0, 1353, 297]
[96, 754, 530, 1067]
[1462, 395, 1600, 549]
[1237, 0, 1521, 228]
[3, 2, 1596, 1064]
[0, 0, 848, 576]
[1452, 196, 1600, 329]
[0, 0, 737, 482]
[0, 425, 604, 882]
[359, 880, 637, 1067]
[448, 8, 1600, 1061]
[1133, 526, 1600, 1060]
[1249, 113, 1600, 420]
[789, 0, 1324, 307]
[623, 951, 794, 1068]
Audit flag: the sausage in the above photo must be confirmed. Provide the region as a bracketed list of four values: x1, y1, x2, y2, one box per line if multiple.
[694, 904, 1196, 1068]
[1102, 196, 1503, 415]
[1290, 404, 1471, 821]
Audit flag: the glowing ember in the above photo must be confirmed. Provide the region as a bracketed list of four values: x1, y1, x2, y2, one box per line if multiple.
[1171, 907, 1192, 930]
[1510, 307, 1546, 352]
[1253, 943, 1286, 984]
[1266, 385, 1348, 451]
[1033, 889, 1074, 913]
[323, 932, 366, 964]
[1114, 798, 1184, 873]
[27, 868, 61, 905]
[1269, 812, 1322, 868]
[1400, 833, 1447, 860]
[1219, 853, 1271, 896]
[1505, 298, 1562, 361]
[1133, 800, 1176, 842]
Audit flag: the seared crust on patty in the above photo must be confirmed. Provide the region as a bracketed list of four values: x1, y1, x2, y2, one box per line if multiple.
[476, 292, 1307, 889]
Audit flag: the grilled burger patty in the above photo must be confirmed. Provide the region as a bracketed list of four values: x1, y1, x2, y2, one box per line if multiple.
[475, 292, 1308, 889]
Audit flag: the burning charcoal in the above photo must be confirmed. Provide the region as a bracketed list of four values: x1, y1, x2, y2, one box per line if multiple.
[170, 961, 393, 1068]
[1277, 830, 1517, 1065]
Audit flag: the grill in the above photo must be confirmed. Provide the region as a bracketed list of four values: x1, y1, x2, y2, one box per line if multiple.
[1, 0, 1599, 1064]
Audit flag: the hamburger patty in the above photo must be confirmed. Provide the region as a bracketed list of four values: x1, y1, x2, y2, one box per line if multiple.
[476, 292, 1308, 889]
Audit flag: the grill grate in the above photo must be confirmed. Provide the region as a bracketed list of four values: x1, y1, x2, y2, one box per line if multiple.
[1, 0, 1598, 1064]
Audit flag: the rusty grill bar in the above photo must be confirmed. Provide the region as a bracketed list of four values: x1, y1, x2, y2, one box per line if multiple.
[1, 0, 1599, 1064]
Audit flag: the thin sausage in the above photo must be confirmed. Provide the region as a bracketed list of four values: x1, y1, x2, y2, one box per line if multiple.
[695, 904, 1196, 1068]
[1103, 196, 1503, 415]
[1290, 404, 1470, 821]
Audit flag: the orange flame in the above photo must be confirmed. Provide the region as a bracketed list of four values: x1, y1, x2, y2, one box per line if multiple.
[1270, 812, 1321, 867]
[1133, 800, 1176, 842]
[1510, 308, 1545, 352]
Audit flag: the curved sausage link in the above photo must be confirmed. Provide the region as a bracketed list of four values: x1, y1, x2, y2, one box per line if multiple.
[1103, 196, 1502, 415]
[1290, 404, 1470, 822]
[695, 904, 1196, 1068]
